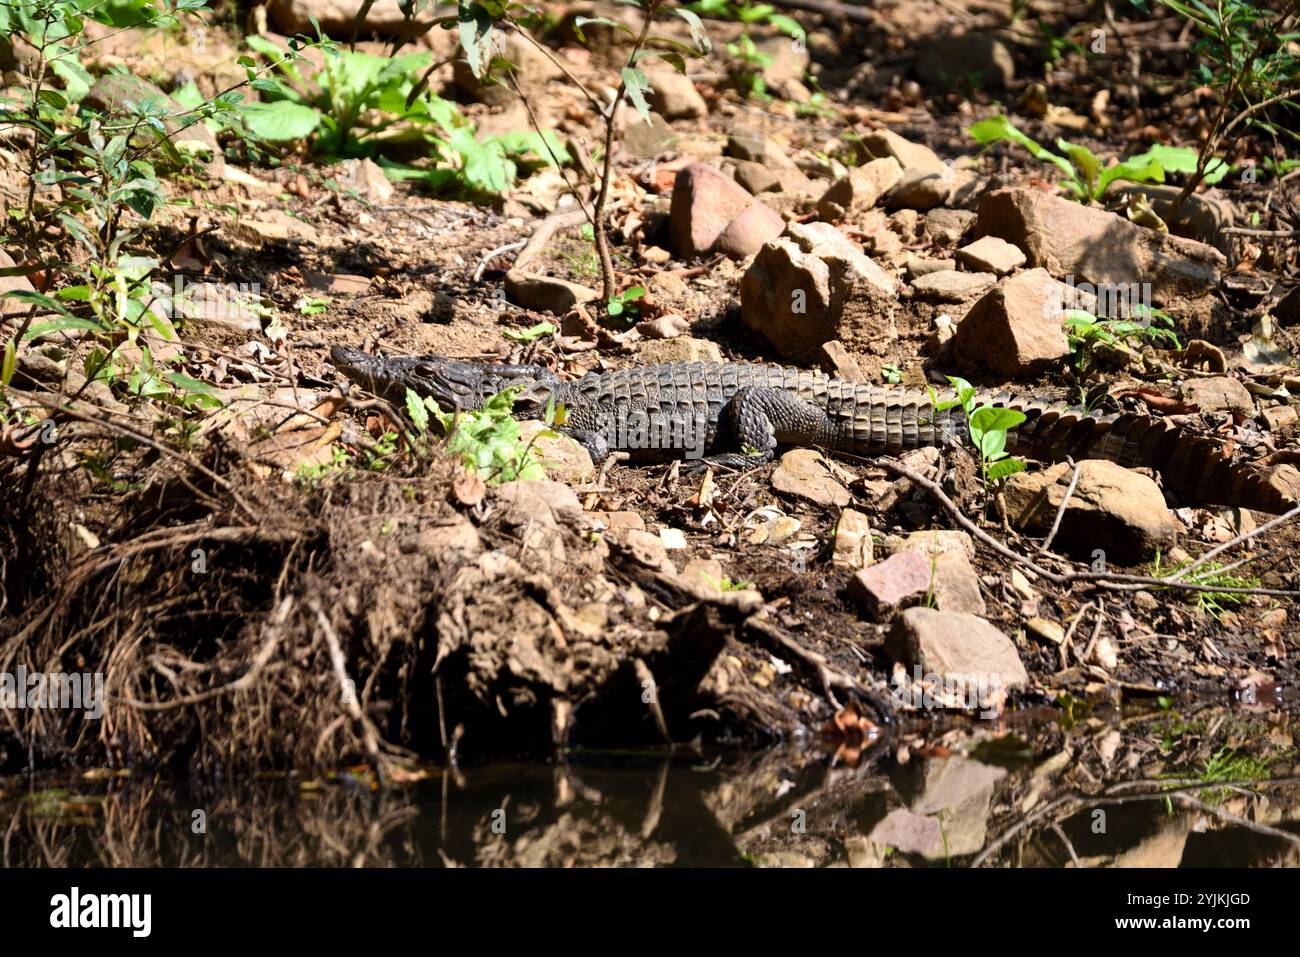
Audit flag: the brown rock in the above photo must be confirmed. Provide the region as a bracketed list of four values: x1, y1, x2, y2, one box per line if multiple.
[1179, 376, 1254, 415]
[956, 235, 1026, 275]
[832, 509, 873, 568]
[976, 188, 1224, 301]
[1262, 404, 1298, 431]
[885, 169, 954, 211]
[519, 420, 595, 484]
[587, 510, 646, 532]
[905, 256, 954, 281]
[504, 270, 598, 314]
[637, 336, 722, 364]
[816, 157, 904, 221]
[1003, 459, 1178, 563]
[923, 207, 976, 246]
[646, 66, 707, 119]
[727, 127, 802, 173]
[733, 160, 780, 195]
[953, 268, 1071, 376]
[0, 250, 36, 318]
[771, 449, 851, 508]
[855, 128, 947, 175]
[886, 608, 1029, 701]
[819, 340, 867, 382]
[740, 221, 897, 363]
[909, 270, 996, 303]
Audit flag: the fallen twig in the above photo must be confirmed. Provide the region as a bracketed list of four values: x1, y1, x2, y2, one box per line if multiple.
[1038, 458, 1080, 555]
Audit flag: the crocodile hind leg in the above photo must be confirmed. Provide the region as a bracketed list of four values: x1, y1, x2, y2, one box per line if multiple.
[687, 385, 833, 472]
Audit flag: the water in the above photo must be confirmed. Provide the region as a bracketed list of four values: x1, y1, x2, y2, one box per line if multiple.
[3, 703, 1297, 867]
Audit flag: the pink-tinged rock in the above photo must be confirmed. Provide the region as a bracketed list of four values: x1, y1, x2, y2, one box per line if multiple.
[1, 250, 36, 318]
[669, 163, 758, 257]
[849, 550, 933, 620]
[717, 202, 785, 259]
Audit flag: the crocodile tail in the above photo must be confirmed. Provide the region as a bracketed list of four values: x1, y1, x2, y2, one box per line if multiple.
[998, 398, 1299, 514]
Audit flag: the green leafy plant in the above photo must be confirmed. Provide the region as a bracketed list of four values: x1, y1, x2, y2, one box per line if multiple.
[968, 115, 1227, 204]
[933, 376, 1027, 487]
[1149, 550, 1261, 620]
[296, 296, 330, 316]
[406, 385, 552, 484]
[605, 285, 647, 321]
[687, 1, 805, 101]
[1064, 306, 1181, 379]
[705, 574, 755, 591]
[1162, 746, 1272, 811]
[238, 36, 568, 195]
[1131, 0, 1299, 208]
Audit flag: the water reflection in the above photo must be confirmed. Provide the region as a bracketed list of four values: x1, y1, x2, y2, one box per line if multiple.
[2, 705, 1298, 867]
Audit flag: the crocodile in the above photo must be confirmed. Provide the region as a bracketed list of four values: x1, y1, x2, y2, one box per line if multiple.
[329, 345, 1299, 513]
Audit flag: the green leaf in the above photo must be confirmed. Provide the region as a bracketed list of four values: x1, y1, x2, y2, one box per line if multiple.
[621, 68, 653, 125]
[1096, 156, 1166, 198]
[165, 372, 216, 394]
[944, 375, 977, 413]
[986, 458, 1027, 482]
[406, 387, 430, 432]
[970, 405, 1027, 435]
[1056, 138, 1101, 196]
[502, 321, 557, 342]
[673, 7, 712, 53]
[240, 101, 322, 141]
[1126, 144, 1229, 185]
[459, 3, 495, 78]
[969, 115, 1075, 181]
[1, 338, 14, 387]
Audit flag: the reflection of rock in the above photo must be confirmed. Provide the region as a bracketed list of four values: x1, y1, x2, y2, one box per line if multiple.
[1110, 821, 1189, 869]
[890, 755, 1006, 859]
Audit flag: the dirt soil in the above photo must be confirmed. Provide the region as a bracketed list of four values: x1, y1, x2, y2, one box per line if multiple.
[2, 1, 1299, 778]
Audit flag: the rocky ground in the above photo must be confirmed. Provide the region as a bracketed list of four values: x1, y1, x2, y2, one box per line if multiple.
[2, 0, 1299, 779]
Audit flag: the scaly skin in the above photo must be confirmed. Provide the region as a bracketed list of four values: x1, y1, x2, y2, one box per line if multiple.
[329, 346, 1299, 513]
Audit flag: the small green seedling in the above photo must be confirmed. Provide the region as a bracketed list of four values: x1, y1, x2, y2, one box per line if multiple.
[933, 376, 1028, 487]
[606, 285, 647, 320]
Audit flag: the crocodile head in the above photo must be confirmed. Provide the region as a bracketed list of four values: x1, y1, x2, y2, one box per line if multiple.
[329, 345, 560, 414]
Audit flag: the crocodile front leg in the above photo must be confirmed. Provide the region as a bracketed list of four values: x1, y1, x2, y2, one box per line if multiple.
[688, 385, 835, 472]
